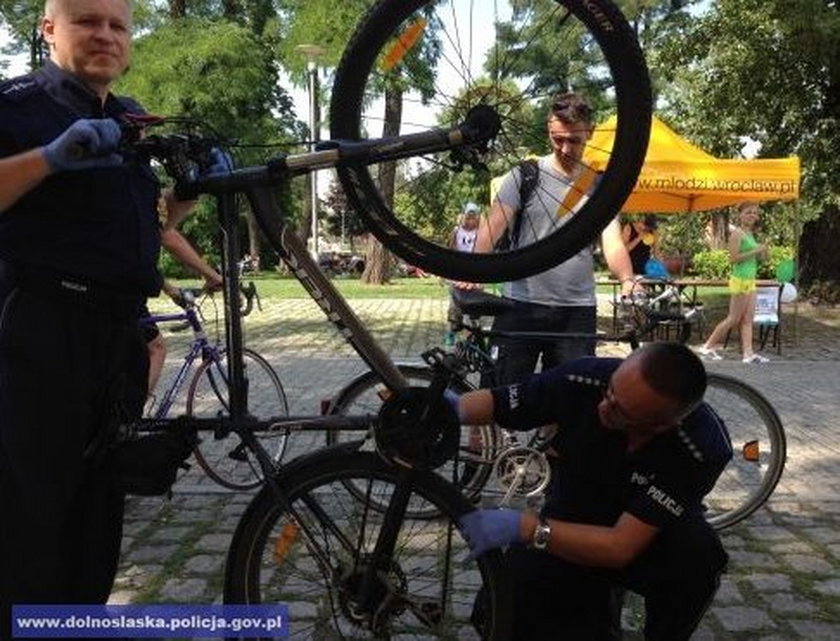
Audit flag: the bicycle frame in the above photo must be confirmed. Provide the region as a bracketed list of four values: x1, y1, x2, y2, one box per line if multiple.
[188, 114, 499, 422]
[142, 305, 216, 419]
[167, 125, 498, 604]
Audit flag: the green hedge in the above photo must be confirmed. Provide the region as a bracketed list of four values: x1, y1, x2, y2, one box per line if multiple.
[691, 246, 795, 280]
[691, 250, 730, 280]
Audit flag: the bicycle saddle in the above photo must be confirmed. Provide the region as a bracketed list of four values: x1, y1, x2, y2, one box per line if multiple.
[451, 288, 515, 318]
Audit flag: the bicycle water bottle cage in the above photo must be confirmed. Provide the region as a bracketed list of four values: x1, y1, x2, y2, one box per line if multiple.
[375, 387, 459, 470]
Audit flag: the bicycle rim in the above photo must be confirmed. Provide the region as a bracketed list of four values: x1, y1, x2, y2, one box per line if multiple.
[327, 365, 498, 516]
[187, 348, 289, 491]
[224, 445, 512, 640]
[331, 0, 651, 282]
[703, 373, 786, 530]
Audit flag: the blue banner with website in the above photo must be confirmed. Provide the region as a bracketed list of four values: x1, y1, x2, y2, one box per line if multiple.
[12, 604, 289, 638]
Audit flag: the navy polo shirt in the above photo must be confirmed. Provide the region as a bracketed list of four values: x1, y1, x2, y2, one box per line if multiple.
[0, 61, 162, 297]
[491, 357, 733, 528]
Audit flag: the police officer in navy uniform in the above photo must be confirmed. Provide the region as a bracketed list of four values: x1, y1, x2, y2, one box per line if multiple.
[0, 0, 160, 633]
[453, 342, 731, 640]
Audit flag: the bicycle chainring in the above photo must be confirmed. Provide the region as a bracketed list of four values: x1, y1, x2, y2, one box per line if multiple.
[375, 387, 459, 470]
[492, 446, 551, 498]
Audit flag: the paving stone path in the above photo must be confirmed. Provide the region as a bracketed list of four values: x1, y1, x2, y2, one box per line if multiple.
[113, 295, 840, 639]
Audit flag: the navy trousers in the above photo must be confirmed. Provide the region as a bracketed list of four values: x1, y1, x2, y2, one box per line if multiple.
[0, 276, 147, 640]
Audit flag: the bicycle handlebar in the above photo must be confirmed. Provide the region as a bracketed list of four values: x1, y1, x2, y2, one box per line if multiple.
[116, 105, 501, 200]
[170, 282, 259, 317]
[453, 281, 697, 346]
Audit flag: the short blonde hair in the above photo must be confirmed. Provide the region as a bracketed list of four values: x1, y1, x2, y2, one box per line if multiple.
[45, 0, 132, 19]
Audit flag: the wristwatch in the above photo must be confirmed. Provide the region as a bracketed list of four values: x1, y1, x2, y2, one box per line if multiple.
[530, 518, 551, 551]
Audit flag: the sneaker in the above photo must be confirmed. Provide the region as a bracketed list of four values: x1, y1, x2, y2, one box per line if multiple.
[743, 354, 770, 364]
[696, 346, 723, 361]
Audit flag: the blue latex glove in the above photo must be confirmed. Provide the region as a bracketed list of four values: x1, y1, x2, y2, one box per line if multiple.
[443, 388, 461, 420]
[459, 508, 523, 561]
[201, 148, 233, 177]
[43, 118, 122, 172]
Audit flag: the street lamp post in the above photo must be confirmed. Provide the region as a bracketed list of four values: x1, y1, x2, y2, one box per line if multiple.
[296, 44, 325, 259]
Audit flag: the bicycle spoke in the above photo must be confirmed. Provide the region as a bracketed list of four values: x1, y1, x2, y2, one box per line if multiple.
[331, 0, 651, 282]
[252, 476, 478, 637]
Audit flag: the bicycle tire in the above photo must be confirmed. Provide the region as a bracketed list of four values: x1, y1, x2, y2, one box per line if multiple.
[703, 373, 786, 530]
[327, 365, 499, 517]
[186, 347, 289, 491]
[223, 443, 512, 640]
[331, 0, 651, 283]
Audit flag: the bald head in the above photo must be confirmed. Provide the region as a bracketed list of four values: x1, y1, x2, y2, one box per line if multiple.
[626, 342, 707, 413]
[44, 0, 131, 19]
[41, 0, 133, 98]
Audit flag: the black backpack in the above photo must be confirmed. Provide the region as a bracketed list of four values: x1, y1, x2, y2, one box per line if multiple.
[493, 159, 540, 251]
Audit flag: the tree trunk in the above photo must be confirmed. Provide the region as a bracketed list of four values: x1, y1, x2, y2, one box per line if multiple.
[362, 83, 402, 284]
[169, 0, 186, 18]
[222, 0, 240, 20]
[362, 239, 392, 283]
[798, 204, 840, 289]
[707, 211, 729, 250]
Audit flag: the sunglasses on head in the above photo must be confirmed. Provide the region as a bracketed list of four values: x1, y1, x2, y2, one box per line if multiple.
[552, 100, 592, 120]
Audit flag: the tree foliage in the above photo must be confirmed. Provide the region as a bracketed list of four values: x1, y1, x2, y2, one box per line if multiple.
[651, 0, 840, 288]
[4, 0, 836, 289]
[115, 17, 302, 272]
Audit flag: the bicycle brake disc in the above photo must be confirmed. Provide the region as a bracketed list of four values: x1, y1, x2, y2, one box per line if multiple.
[375, 387, 459, 470]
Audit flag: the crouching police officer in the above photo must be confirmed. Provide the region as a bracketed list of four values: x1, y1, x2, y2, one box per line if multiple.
[453, 343, 731, 640]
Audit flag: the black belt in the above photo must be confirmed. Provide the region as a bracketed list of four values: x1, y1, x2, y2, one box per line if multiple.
[0, 260, 143, 319]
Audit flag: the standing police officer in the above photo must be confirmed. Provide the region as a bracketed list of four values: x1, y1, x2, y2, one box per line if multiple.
[0, 0, 159, 633]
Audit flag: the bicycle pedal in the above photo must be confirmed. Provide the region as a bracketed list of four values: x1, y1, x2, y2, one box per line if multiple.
[228, 449, 249, 462]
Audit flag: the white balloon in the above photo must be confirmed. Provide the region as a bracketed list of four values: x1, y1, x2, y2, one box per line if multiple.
[780, 283, 798, 303]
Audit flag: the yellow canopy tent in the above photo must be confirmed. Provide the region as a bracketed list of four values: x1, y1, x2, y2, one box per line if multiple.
[583, 115, 801, 213]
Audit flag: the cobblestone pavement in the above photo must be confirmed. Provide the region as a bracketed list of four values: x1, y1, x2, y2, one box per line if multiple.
[113, 296, 840, 639]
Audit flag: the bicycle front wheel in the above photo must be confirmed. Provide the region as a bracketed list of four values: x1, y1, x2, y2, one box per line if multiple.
[331, 0, 651, 283]
[327, 365, 499, 516]
[224, 444, 512, 640]
[186, 348, 289, 491]
[703, 373, 786, 530]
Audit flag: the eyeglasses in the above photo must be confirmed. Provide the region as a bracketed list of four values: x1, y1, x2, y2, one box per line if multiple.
[602, 383, 677, 429]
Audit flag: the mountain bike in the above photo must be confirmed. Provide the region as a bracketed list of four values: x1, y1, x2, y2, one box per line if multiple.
[142, 283, 290, 491]
[327, 285, 786, 530]
[119, 0, 653, 637]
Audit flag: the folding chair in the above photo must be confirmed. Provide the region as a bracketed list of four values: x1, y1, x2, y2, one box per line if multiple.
[724, 285, 782, 354]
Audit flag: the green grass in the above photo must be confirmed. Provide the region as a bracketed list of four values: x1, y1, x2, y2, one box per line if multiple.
[168, 272, 732, 303]
[167, 274, 453, 299]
